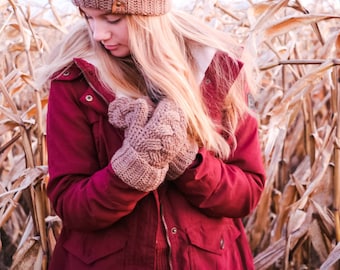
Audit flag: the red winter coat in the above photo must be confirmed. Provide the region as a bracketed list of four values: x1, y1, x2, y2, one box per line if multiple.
[46, 51, 266, 270]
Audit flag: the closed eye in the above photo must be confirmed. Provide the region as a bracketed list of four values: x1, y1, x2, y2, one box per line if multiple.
[105, 15, 122, 24]
[107, 18, 121, 24]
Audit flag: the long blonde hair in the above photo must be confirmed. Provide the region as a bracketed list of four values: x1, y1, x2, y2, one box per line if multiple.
[39, 9, 255, 160]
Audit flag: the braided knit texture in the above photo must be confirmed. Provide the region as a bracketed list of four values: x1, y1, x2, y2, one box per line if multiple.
[72, 0, 171, 15]
[108, 97, 154, 136]
[111, 97, 186, 167]
[111, 141, 168, 191]
[110, 97, 189, 191]
[109, 97, 198, 183]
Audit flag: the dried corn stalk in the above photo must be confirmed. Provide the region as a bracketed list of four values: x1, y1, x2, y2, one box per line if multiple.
[0, 0, 76, 269]
[1, 0, 340, 269]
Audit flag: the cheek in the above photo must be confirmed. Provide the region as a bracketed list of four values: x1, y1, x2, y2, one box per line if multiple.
[117, 21, 129, 44]
[121, 28, 129, 44]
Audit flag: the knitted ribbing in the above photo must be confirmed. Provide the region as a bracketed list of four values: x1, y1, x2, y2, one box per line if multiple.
[111, 141, 168, 192]
[72, 0, 171, 16]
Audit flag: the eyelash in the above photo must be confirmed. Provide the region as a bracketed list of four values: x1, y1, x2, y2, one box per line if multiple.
[108, 18, 121, 24]
[83, 15, 121, 25]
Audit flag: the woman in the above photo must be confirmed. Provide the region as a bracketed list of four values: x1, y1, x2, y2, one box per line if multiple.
[42, 0, 266, 269]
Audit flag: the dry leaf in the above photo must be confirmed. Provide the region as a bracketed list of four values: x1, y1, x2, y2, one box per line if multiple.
[320, 242, 340, 270]
[264, 14, 340, 39]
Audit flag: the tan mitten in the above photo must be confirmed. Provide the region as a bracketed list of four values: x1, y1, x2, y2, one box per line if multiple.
[128, 98, 187, 167]
[111, 141, 169, 192]
[108, 96, 154, 137]
[109, 97, 190, 191]
[109, 97, 166, 192]
[166, 139, 199, 180]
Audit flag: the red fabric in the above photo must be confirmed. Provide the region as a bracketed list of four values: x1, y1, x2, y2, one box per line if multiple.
[46, 52, 266, 270]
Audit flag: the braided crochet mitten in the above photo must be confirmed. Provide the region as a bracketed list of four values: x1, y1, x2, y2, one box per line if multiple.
[108, 97, 154, 138]
[109, 97, 199, 182]
[166, 139, 199, 180]
[109, 97, 188, 191]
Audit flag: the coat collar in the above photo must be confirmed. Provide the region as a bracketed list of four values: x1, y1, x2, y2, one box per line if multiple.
[52, 46, 217, 103]
[73, 58, 115, 103]
[191, 45, 217, 84]
[75, 45, 217, 89]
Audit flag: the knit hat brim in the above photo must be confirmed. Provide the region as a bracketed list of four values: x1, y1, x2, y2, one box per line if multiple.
[72, 0, 171, 16]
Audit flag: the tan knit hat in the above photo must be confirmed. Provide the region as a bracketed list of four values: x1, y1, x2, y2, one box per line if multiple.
[72, 0, 171, 15]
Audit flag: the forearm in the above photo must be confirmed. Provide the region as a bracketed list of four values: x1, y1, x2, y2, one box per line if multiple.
[175, 150, 265, 218]
[47, 164, 148, 231]
[175, 115, 266, 218]
[46, 80, 148, 231]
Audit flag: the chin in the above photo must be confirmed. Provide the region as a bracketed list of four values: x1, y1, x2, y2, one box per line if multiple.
[109, 50, 130, 58]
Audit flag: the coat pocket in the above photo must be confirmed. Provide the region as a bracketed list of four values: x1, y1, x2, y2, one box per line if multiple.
[62, 229, 127, 265]
[186, 222, 241, 269]
[186, 222, 240, 254]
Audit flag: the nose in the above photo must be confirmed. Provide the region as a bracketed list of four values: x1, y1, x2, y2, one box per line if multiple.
[91, 20, 111, 42]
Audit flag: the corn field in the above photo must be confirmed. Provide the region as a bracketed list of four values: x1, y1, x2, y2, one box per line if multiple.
[0, 0, 340, 269]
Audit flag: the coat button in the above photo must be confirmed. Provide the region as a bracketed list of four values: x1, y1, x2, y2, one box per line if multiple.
[205, 79, 211, 84]
[63, 70, 70, 76]
[85, 95, 93, 102]
[171, 227, 177, 234]
[220, 238, 225, 250]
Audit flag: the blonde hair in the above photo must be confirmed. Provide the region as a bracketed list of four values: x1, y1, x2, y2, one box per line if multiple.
[38, 10, 255, 160]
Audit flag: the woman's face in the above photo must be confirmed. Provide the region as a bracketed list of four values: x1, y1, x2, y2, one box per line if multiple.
[81, 7, 130, 58]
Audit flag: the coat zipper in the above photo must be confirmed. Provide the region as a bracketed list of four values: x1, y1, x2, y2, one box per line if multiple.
[160, 204, 173, 270]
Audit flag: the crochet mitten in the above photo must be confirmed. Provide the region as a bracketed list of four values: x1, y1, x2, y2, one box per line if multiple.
[132, 98, 187, 166]
[109, 97, 161, 192]
[108, 96, 154, 137]
[109, 97, 187, 191]
[109, 97, 199, 181]
[111, 140, 169, 192]
[166, 139, 199, 180]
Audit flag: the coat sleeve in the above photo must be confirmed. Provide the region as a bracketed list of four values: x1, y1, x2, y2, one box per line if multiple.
[174, 113, 266, 218]
[174, 51, 266, 218]
[46, 74, 148, 232]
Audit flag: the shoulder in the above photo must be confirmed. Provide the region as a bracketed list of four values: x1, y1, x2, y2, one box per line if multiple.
[50, 62, 83, 82]
[48, 60, 87, 104]
[50, 56, 98, 82]
[49, 58, 114, 104]
[202, 50, 243, 86]
[190, 45, 244, 83]
[210, 51, 244, 78]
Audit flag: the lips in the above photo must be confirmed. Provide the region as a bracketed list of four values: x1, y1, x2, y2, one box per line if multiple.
[103, 44, 119, 50]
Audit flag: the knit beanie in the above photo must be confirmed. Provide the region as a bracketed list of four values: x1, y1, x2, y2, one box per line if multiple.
[72, 0, 171, 16]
